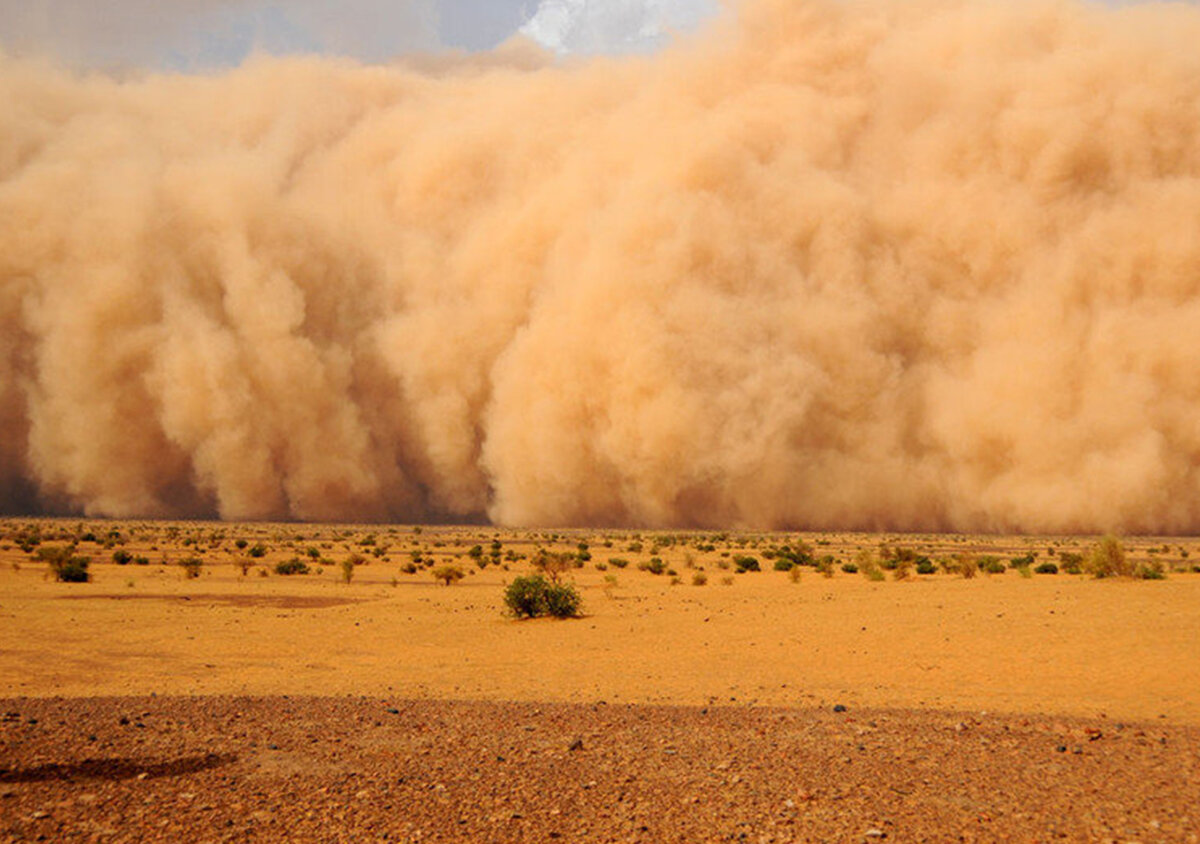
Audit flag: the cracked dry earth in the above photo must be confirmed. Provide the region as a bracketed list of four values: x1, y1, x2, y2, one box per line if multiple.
[1, 697, 1198, 842]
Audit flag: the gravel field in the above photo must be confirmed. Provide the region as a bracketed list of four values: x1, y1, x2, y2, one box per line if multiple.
[1, 696, 1197, 842]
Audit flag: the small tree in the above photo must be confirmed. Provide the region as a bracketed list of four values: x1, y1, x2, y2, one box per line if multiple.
[1087, 535, 1131, 578]
[532, 550, 575, 583]
[432, 565, 464, 586]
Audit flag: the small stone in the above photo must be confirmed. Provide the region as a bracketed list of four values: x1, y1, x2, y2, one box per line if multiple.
[1056, 746, 1067, 753]
[864, 829, 886, 839]
[568, 737, 584, 752]
[833, 705, 848, 713]
[31, 811, 50, 820]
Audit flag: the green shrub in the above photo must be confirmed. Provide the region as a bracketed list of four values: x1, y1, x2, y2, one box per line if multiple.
[178, 557, 203, 579]
[248, 543, 267, 558]
[340, 558, 356, 584]
[1136, 560, 1166, 580]
[275, 558, 310, 576]
[39, 545, 91, 583]
[733, 555, 760, 573]
[504, 574, 580, 619]
[692, 571, 708, 586]
[1009, 554, 1036, 569]
[841, 562, 858, 574]
[133, 555, 150, 566]
[1059, 552, 1084, 574]
[773, 557, 794, 572]
[638, 557, 666, 575]
[1035, 562, 1059, 575]
[915, 559, 936, 575]
[112, 549, 133, 565]
[980, 556, 1006, 575]
[608, 557, 630, 569]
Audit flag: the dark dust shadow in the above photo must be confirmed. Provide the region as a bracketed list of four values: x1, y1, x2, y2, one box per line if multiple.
[0, 752, 235, 783]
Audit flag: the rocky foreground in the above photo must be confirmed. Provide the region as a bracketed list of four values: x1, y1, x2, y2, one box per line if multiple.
[1, 696, 1197, 842]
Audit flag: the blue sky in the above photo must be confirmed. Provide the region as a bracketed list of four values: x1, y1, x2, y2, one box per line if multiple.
[0, 0, 719, 70]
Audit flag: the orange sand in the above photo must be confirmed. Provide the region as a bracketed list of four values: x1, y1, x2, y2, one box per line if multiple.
[1, 523, 1198, 724]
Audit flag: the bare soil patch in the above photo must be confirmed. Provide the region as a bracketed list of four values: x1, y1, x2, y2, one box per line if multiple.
[2, 696, 1197, 842]
[56, 594, 364, 610]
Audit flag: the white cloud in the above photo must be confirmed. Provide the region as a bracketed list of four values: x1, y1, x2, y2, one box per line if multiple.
[520, 0, 718, 54]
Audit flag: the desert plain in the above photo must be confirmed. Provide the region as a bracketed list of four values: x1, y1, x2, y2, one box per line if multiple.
[2, 519, 1199, 841]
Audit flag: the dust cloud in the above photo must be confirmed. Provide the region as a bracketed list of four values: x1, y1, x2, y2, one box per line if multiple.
[3, 0, 1200, 532]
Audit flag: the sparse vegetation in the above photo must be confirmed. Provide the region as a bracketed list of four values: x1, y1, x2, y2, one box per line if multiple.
[178, 557, 203, 579]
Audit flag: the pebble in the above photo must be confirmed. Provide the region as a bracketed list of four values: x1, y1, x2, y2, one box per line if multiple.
[834, 705, 848, 713]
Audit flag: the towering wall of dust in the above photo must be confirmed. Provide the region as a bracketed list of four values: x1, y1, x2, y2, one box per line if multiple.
[3, 0, 1200, 532]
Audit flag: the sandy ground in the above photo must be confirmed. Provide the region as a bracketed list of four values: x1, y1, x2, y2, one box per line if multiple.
[1, 521, 1198, 723]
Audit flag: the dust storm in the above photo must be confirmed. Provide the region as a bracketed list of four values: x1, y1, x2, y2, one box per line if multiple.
[2, 0, 1200, 531]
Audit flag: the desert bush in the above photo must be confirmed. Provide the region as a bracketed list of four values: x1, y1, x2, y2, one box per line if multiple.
[41, 545, 91, 583]
[732, 555, 760, 573]
[1009, 554, 1036, 569]
[841, 562, 858, 574]
[112, 549, 133, 565]
[692, 571, 708, 586]
[178, 557, 203, 579]
[1087, 536, 1132, 578]
[274, 558, 310, 576]
[788, 565, 803, 583]
[38, 545, 89, 582]
[1058, 552, 1084, 574]
[638, 557, 666, 575]
[773, 557, 794, 572]
[979, 556, 1006, 575]
[248, 543, 267, 558]
[855, 550, 884, 582]
[915, 559, 936, 575]
[134, 555, 150, 566]
[340, 558, 356, 584]
[400, 562, 418, 574]
[1136, 559, 1166, 580]
[432, 565, 464, 586]
[504, 574, 580, 619]
[1035, 562, 1059, 575]
[608, 557, 630, 569]
[720, 576, 734, 586]
[816, 556, 836, 578]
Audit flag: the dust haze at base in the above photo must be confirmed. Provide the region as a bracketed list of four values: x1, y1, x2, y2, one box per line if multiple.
[3, 0, 1200, 533]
